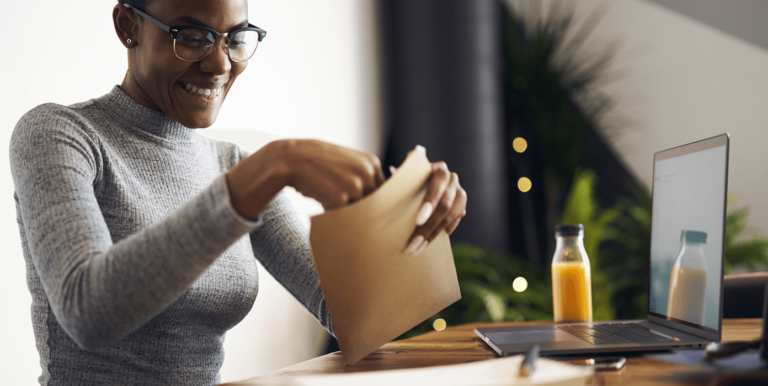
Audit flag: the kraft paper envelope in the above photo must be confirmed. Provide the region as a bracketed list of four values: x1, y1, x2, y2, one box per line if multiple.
[309, 149, 461, 365]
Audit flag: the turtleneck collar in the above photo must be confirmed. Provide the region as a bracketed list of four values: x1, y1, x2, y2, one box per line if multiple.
[99, 85, 196, 143]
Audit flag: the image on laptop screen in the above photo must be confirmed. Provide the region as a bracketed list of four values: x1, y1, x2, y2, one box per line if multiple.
[648, 135, 728, 332]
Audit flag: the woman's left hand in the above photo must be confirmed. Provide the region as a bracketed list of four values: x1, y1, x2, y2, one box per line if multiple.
[403, 158, 467, 255]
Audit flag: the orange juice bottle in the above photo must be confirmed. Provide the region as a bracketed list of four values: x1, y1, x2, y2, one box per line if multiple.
[552, 224, 593, 323]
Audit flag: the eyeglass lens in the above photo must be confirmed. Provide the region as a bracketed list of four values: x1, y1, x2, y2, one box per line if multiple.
[174, 28, 261, 62]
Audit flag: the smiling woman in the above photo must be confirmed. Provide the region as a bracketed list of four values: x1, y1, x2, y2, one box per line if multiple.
[8, 0, 467, 385]
[115, 0, 253, 128]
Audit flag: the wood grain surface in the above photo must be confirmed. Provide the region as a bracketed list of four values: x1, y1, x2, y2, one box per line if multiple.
[222, 319, 765, 385]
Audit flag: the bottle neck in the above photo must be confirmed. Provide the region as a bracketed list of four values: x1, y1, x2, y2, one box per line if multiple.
[675, 241, 706, 268]
[556, 235, 583, 248]
[553, 235, 588, 264]
[683, 242, 705, 252]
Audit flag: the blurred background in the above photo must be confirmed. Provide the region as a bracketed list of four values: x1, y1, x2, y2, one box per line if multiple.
[2, 0, 768, 384]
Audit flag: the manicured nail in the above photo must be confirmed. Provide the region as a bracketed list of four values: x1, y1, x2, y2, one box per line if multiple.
[407, 235, 424, 254]
[415, 239, 429, 255]
[416, 202, 434, 226]
[389, 165, 397, 175]
[415, 144, 426, 154]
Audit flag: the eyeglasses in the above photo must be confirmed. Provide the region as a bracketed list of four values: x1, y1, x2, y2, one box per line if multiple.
[124, 4, 267, 63]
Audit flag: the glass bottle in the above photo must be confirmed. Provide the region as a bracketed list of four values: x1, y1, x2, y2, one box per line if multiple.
[551, 224, 593, 323]
[666, 230, 707, 325]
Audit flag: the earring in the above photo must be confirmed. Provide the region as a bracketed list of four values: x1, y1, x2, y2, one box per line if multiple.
[127, 39, 133, 44]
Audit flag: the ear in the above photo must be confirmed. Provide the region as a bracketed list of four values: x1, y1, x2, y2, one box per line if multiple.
[113, 4, 138, 48]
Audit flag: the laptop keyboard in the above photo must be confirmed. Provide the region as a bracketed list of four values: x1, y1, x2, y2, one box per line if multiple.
[559, 323, 676, 345]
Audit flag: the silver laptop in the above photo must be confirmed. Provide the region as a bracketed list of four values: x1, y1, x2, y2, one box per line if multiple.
[476, 133, 730, 356]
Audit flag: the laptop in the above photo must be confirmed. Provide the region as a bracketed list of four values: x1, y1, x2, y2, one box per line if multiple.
[476, 133, 730, 356]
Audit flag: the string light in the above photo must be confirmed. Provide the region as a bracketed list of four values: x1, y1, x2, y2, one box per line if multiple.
[518, 177, 532, 193]
[513, 137, 528, 153]
[513, 277, 528, 292]
[433, 318, 447, 331]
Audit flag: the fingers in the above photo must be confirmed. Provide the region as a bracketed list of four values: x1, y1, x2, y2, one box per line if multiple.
[406, 167, 467, 254]
[371, 154, 386, 188]
[305, 171, 355, 209]
[416, 162, 451, 226]
[424, 179, 467, 241]
[285, 140, 385, 210]
[347, 151, 384, 197]
[446, 216, 462, 235]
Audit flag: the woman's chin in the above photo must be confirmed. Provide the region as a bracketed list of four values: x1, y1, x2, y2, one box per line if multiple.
[169, 83, 223, 128]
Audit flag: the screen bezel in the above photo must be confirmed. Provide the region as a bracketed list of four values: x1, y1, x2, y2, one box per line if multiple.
[646, 133, 729, 343]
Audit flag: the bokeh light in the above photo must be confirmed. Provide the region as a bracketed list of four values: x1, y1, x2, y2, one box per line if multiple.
[433, 318, 447, 331]
[513, 277, 528, 292]
[513, 137, 528, 153]
[518, 177, 532, 193]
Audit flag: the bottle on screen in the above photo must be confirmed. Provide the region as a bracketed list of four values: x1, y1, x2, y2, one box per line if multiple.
[667, 230, 707, 325]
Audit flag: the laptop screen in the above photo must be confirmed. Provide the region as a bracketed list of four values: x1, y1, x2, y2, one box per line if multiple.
[648, 134, 729, 333]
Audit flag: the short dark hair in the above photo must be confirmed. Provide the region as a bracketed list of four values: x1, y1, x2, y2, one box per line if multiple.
[117, 0, 157, 12]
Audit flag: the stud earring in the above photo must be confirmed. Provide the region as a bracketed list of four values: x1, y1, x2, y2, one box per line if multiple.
[127, 39, 133, 44]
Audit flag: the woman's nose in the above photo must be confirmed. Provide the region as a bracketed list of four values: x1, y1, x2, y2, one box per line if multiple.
[199, 37, 231, 75]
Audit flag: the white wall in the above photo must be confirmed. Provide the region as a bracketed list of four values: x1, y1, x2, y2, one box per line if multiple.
[0, 0, 380, 384]
[509, 0, 768, 238]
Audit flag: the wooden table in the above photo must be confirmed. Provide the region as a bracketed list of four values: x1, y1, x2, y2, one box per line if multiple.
[224, 319, 765, 385]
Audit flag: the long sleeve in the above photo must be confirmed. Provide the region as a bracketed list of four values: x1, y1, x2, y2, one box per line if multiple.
[10, 103, 261, 351]
[250, 191, 335, 337]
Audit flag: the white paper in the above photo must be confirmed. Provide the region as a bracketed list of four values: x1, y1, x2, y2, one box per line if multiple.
[231, 356, 593, 386]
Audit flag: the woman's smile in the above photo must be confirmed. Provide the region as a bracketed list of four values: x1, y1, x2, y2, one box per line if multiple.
[177, 81, 228, 108]
[180, 81, 226, 100]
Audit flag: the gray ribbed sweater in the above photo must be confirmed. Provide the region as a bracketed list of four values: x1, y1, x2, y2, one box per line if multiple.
[10, 86, 333, 385]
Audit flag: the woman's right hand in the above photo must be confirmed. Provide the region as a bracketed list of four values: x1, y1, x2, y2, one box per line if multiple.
[226, 139, 386, 220]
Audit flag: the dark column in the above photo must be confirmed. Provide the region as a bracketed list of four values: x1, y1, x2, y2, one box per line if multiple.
[378, 0, 511, 253]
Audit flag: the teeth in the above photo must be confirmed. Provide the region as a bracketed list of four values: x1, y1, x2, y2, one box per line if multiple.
[181, 82, 225, 100]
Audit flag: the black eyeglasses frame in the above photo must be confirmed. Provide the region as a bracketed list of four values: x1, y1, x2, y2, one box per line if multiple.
[124, 4, 267, 63]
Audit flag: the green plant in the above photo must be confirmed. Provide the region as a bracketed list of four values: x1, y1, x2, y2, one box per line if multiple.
[599, 182, 652, 320]
[399, 244, 553, 339]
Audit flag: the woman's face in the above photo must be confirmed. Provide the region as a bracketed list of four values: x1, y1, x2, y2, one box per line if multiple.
[117, 0, 249, 128]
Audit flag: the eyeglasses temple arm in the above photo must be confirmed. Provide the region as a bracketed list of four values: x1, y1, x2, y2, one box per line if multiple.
[124, 4, 172, 33]
[247, 24, 267, 42]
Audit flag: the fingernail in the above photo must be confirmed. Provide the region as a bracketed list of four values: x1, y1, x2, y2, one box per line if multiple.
[416, 202, 433, 226]
[389, 165, 397, 175]
[415, 239, 429, 255]
[407, 235, 424, 254]
[415, 145, 426, 154]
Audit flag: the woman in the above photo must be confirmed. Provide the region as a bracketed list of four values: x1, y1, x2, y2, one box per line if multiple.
[10, 0, 467, 384]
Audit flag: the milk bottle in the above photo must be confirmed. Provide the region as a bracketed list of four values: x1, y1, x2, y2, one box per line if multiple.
[666, 230, 707, 325]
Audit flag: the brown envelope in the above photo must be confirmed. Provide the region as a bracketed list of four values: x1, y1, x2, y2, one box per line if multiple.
[309, 148, 462, 365]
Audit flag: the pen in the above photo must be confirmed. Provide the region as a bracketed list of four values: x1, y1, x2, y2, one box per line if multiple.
[519, 344, 540, 378]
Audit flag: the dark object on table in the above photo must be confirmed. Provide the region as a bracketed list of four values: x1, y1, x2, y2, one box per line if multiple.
[706, 339, 765, 360]
[706, 279, 768, 361]
[723, 273, 768, 319]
